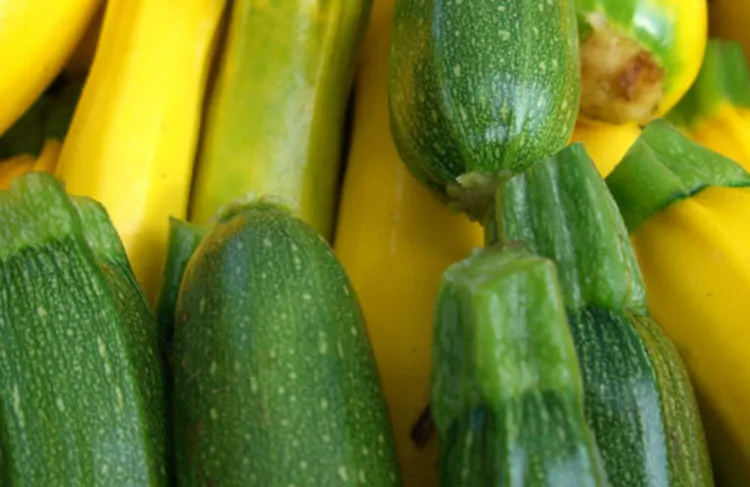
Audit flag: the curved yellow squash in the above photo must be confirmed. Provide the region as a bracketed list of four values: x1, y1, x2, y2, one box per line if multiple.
[333, 1, 484, 485]
[56, 0, 226, 303]
[632, 186, 750, 486]
[0, 0, 102, 135]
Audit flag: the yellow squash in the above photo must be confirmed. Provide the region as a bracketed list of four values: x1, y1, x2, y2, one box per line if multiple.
[0, 0, 102, 135]
[575, 0, 707, 124]
[189, 0, 371, 240]
[55, 0, 226, 303]
[667, 39, 750, 172]
[606, 119, 750, 487]
[333, 1, 484, 485]
[569, 120, 641, 177]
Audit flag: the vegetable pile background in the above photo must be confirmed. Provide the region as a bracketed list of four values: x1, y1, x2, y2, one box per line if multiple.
[1, 0, 749, 485]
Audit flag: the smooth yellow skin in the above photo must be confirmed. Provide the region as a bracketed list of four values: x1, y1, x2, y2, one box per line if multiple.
[0, 0, 102, 135]
[56, 0, 226, 304]
[569, 119, 641, 177]
[650, 0, 707, 118]
[333, 1, 484, 485]
[684, 104, 750, 173]
[708, 0, 750, 67]
[633, 186, 750, 486]
[0, 140, 61, 190]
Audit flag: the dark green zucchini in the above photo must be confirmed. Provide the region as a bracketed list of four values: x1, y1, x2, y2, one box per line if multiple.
[172, 199, 401, 486]
[433, 244, 610, 486]
[388, 0, 580, 220]
[486, 143, 713, 486]
[0, 172, 167, 485]
[155, 217, 207, 344]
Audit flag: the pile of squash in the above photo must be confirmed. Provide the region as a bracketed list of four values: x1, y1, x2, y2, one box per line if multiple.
[2, 0, 750, 485]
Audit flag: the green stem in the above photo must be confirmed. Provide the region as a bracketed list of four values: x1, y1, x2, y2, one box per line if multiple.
[605, 119, 750, 233]
[488, 142, 646, 313]
[433, 244, 607, 486]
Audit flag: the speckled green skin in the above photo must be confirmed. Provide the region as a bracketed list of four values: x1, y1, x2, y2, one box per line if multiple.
[432, 246, 610, 487]
[388, 0, 580, 220]
[488, 144, 714, 487]
[0, 173, 167, 486]
[172, 202, 401, 486]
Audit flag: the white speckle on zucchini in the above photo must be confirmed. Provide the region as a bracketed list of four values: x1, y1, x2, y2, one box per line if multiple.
[11, 384, 24, 427]
[300, 461, 308, 470]
[321, 399, 329, 410]
[55, 397, 65, 412]
[263, 238, 272, 247]
[338, 466, 349, 481]
[36, 306, 47, 318]
[210, 408, 218, 420]
[209, 362, 217, 375]
[115, 387, 124, 412]
[453, 64, 461, 77]
[302, 292, 311, 300]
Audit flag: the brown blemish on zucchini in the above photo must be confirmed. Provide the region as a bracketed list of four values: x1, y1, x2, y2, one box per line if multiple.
[579, 24, 665, 125]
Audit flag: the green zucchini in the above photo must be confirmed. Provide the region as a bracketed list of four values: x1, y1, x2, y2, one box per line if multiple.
[155, 217, 207, 344]
[486, 143, 714, 486]
[433, 244, 610, 486]
[173, 198, 401, 486]
[388, 0, 580, 220]
[188, 0, 372, 240]
[0, 173, 167, 485]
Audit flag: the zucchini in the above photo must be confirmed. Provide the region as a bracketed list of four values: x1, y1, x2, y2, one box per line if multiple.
[0, 173, 167, 485]
[188, 0, 372, 240]
[433, 244, 610, 486]
[388, 0, 580, 220]
[486, 143, 714, 486]
[173, 199, 401, 486]
[155, 217, 206, 344]
[575, 0, 707, 124]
